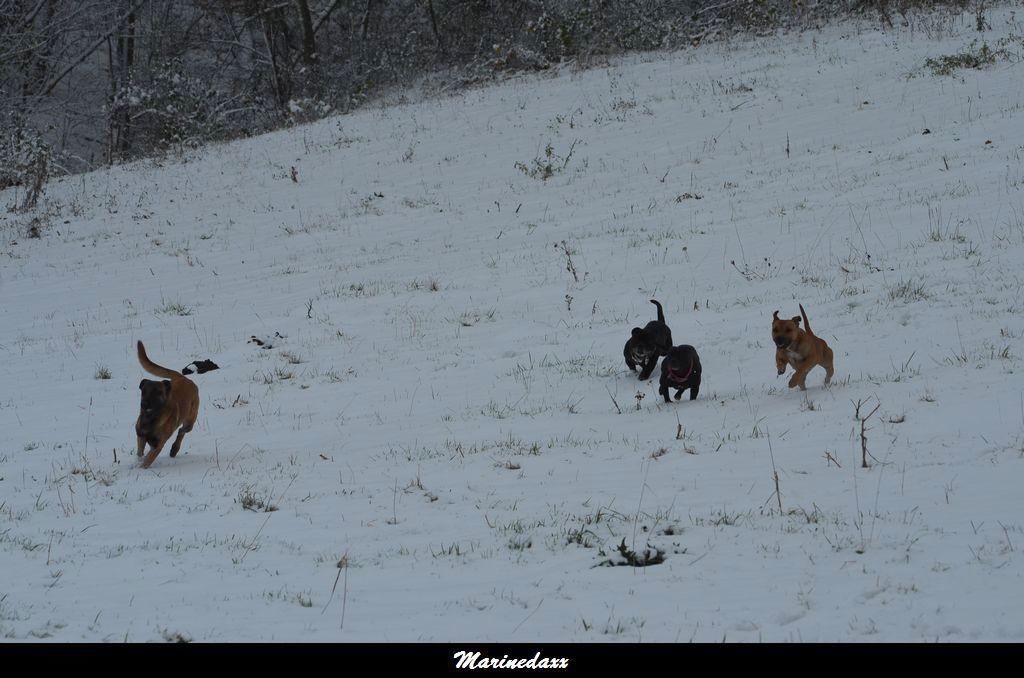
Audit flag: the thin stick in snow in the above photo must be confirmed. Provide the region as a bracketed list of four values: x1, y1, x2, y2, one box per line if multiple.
[605, 385, 622, 414]
[630, 461, 652, 556]
[512, 598, 544, 634]
[766, 430, 782, 514]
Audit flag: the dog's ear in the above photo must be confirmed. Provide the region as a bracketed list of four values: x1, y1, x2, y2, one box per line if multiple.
[792, 316, 801, 324]
[772, 310, 780, 320]
[139, 379, 147, 390]
[631, 327, 644, 339]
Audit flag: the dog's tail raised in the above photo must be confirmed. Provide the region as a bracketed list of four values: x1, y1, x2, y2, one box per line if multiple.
[798, 304, 814, 336]
[650, 299, 665, 324]
[138, 341, 185, 380]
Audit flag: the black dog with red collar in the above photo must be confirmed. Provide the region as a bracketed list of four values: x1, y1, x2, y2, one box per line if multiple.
[659, 345, 702, 403]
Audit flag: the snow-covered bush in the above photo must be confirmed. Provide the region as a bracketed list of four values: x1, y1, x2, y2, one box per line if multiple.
[285, 97, 333, 125]
[0, 114, 51, 210]
[108, 60, 253, 157]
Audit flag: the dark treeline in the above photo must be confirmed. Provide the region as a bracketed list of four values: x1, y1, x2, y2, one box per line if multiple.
[1, 0, 972, 201]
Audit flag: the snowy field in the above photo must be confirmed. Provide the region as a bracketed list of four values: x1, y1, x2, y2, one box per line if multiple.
[2, 4, 1024, 643]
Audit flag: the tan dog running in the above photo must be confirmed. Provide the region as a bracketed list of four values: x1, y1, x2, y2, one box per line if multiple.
[771, 304, 834, 391]
[136, 341, 200, 468]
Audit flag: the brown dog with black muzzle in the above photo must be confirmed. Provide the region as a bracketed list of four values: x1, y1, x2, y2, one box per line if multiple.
[771, 304, 834, 391]
[136, 341, 200, 469]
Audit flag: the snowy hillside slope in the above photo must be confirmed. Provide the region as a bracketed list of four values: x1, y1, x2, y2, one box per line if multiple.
[2, 5, 1024, 642]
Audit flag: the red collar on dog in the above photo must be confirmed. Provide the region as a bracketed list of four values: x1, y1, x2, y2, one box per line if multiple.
[667, 359, 694, 383]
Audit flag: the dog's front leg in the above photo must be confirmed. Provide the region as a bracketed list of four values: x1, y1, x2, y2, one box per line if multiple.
[659, 383, 671, 403]
[639, 356, 657, 380]
[140, 439, 167, 469]
[788, 364, 811, 390]
[775, 349, 788, 375]
[137, 436, 146, 457]
[169, 427, 189, 458]
[624, 345, 637, 372]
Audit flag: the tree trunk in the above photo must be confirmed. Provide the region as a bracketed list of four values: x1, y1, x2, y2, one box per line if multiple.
[293, 0, 316, 66]
[361, 0, 374, 41]
[260, 6, 292, 110]
[113, 4, 136, 159]
[425, 0, 444, 54]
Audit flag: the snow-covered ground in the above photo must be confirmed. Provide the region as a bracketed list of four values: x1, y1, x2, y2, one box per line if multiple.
[2, 5, 1024, 643]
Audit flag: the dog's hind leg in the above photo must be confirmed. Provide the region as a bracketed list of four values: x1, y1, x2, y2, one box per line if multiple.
[823, 350, 834, 386]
